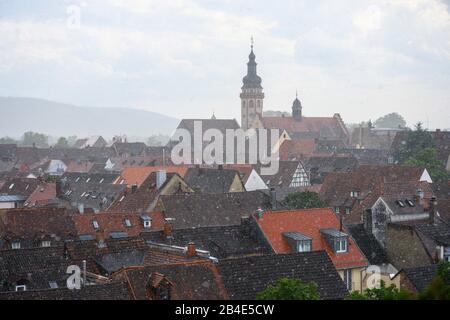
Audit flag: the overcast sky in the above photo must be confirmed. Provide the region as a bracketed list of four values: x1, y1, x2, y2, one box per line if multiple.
[1, 0, 449, 129]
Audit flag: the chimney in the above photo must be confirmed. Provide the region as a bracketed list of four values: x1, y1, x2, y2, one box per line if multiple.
[429, 197, 437, 225]
[186, 242, 196, 258]
[270, 188, 277, 210]
[163, 220, 173, 239]
[256, 207, 264, 220]
[156, 170, 167, 189]
[218, 164, 223, 170]
[339, 214, 344, 232]
[96, 229, 107, 248]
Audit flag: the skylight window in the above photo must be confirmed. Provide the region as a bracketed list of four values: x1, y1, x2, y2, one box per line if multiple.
[119, 195, 125, 202]
[81, 192, 86, 197]
[99, 178, 104, 184]
[9, 183, 14, 190]
[406, 199, 415, 207]
[92, 220, 99, 229]
[86, 178, 91, 183]
[75, 177, 80, 182]
[397, 200, 405, 208]
[124, 219, 132, 227]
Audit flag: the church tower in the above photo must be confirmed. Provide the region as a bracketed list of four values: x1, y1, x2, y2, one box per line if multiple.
[240, 38, 264, 130]
[292, 91, 302, 121]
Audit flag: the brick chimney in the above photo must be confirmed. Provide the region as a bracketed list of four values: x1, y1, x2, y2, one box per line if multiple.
[186, 242, 196, 258]
[429, 196, 437, 225]
[163, 221, 173, 239]
[96, 229, 107, 248]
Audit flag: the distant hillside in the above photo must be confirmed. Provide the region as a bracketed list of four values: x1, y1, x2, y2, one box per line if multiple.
[0, 97, 179, 138]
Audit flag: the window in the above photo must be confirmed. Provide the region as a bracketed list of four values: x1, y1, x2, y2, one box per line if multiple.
[336, 239, 348, 253]
[335, 207, 340, 214]
[99, 178, 104, 184]
[350, 191, 359, 198]
[41, 240, 51, 247]
[124, 219, 132, 227]
[92, 220, 99, 229]
[9, 183, 14, 190]
[119, 195, 125, 202]
[397, 200, 405, 208]
[86, 178, 91, 183]
[289, 165, 310, 187]
[345, 208, 350, 215]
[11, 241, 21, 250]
[406, 199, 415, 207]
[143, 220, 151, 228]
[343, 269, 352, 291]
[49, 281, 58, 289]
[75, 177, 80, 182]
[297, 240, 312, 253]
[81, 192, 86, 197]
[15, 285, 26, 292]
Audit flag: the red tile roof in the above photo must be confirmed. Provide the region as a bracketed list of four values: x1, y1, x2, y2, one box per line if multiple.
[279, 139, 316, 161]
[118, 166, 189, 187]
[72, 212, 161, 238]
[24, 182, 56, 207]
[255, 208, 368, 270]
[262, 115, 348, 140]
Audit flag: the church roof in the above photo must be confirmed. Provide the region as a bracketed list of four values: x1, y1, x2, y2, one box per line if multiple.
[262, 115, 348, 140]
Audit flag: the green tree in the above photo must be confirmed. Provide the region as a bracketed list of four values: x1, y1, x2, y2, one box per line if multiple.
[20, 131, 49, 148]
[393, 122, 435, 164]
[54, 137, 70, 149]
[257, 278, 320, 300]
[420, 261, 450, 300]
[67, 135, 78, 147]
[349, 280, 413, 300]
[374, 112, 407, 128]
[0, 136, 18, 144]
[405, 148, 450, 182]
[283, 191, 328, 210]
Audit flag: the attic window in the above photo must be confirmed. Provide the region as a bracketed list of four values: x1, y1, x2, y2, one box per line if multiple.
[9, 183, 14, 190]
[15, 285, 26, 292]
[41, 240, 51, 247]
[11, 241, 21, 250]
[335, 238, 348, 253]
[124, 219, 132, 227]
[92, 220, 100, 229]
[396, 200, 405, 208]
[406, 199, 415, 207]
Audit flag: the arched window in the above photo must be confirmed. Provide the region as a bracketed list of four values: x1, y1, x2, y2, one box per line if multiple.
[242, 100, 246, 108]
[249, 100, 254, 109]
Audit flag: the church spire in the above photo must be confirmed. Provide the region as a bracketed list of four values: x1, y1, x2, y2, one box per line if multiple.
[292, 91, 302, 121]
[242, 37, 262, 89]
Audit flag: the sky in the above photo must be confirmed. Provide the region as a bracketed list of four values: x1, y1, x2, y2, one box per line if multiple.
[0, 0, 450, 129]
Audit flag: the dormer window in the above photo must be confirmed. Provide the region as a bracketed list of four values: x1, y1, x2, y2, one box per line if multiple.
[345, 207, 351, 215]
[11, 241, 21, 250]
[335, 207, 340, 214]
[41, 240, 51, 247]
[15, 285, 26, 292]
[141, 216, 152, 228]
[350, 191, 359, 198]
[335, 238, 348, 253]
[283, 232, 312, 253]
[321, 229, 349, 254]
